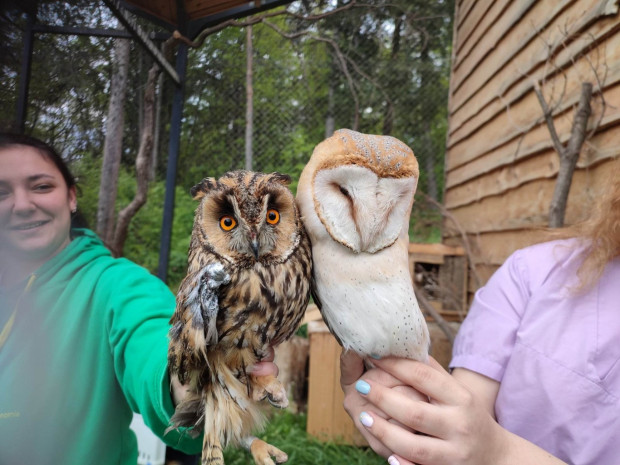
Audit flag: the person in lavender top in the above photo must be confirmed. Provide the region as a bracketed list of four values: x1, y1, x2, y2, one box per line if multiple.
[340, 159, 620, 465]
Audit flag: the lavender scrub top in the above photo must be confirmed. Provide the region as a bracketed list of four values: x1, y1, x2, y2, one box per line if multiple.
[450, 239, 620, 464]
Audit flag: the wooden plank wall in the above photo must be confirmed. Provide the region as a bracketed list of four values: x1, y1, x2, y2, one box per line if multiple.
[444, 0, 620, 296]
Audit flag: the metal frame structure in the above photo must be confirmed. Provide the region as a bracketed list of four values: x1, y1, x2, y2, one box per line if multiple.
[13, 0, 292, 282]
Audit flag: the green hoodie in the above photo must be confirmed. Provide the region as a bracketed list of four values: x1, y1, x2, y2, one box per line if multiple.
[0, 229, 201, 464]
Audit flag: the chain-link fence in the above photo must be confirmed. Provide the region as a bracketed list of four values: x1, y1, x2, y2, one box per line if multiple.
[177, 18, 452, 202]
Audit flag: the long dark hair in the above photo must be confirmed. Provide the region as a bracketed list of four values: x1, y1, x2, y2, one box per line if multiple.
[0, 132, 88, 229]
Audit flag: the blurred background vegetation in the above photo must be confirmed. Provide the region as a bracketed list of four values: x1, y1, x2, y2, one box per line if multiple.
[0, 0, 453, 290]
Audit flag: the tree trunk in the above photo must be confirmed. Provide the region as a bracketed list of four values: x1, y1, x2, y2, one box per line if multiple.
[547, 82, 592, 228]
[382, 16, 402, 135]
[325, 84, 335, 138]
[423, 126, 439, 201]
[111, 65, 158, 256]
[245, 25, 254, 171]
[418, 47, 438, 201]
[97, 38, 130, 244]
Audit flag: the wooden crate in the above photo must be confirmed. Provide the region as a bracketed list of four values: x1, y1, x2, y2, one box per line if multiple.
[306, 318, 367, 446]
[408, 243, 468, 322]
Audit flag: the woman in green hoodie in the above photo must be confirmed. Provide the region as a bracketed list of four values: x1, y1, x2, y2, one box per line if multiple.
[0, 133, 276, 464]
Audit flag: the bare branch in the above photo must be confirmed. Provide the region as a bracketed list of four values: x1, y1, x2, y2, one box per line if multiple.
[173, 1, 359, 49]
[421, 193, 482, 289]
[415, 288, 456, 344]
[581, 36, 608, 139]
[533, 82, 565, 156]
[315, 36, 360, 130]
[259, 23, 362, 130]
[566, 82, 593, 156]
[260, 19, 313, 40]
[111, 65, 158, 256]
[341, 48, 394, 113]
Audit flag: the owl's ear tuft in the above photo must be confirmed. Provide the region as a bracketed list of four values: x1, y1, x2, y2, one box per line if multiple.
[190, 178, 217, 200]
[269, 172, 292, 186]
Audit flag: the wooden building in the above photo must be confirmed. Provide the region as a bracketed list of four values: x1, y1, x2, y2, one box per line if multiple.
[444, 0, 620, 296]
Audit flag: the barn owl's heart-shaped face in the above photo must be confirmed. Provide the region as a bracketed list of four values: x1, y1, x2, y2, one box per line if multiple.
[313, 164, 417, 253]
[297, 128, 420, 255]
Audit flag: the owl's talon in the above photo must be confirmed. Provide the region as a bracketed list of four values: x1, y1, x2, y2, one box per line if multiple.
[251, 374, 289, 408]
[249, 438, 288, 465]
[267, 391, 289, 409]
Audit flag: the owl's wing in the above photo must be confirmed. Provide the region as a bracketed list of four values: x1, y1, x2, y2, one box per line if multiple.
[169, 262, 230, 377]
[196, 262, 231, 344]
[310, 272, 345, 347]
[310, 272, 323, 312]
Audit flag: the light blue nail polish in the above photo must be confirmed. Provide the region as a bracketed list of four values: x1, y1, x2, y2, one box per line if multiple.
[355, 379, 371, 395]
[360, 411, 374, 427]
[370, 353, 382, 360]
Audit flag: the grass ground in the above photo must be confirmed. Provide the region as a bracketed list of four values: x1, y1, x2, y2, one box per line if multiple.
[223, 411, 386, 465]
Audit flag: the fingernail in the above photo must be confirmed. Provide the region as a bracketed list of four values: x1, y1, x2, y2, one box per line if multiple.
[360, 411, 374, 427]
[387, 456, 400, 465]
[355, 379, 371, 395]
[370, 353, 382, 360]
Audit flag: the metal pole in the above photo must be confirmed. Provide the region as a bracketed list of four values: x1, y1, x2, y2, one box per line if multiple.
[157, 42, 188, 282]
[16, 12, 35, 133]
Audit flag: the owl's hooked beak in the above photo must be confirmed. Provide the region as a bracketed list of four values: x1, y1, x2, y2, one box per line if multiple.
[251, 240, 260, 259]
[249, 231, 260, 259]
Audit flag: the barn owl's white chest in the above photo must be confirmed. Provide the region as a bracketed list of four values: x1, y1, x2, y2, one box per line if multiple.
[313, 237, 430, 362]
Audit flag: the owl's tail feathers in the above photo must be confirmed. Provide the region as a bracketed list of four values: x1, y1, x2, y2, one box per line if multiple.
[202, 431, 224, 465]
[166, 389, 205, 438]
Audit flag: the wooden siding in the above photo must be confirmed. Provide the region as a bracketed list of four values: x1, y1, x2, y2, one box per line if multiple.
[444, 0, 620, 293]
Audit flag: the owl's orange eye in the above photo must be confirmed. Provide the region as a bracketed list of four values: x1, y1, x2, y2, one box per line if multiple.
[266, 209, 280, 225]
[220, 215, 237, 231]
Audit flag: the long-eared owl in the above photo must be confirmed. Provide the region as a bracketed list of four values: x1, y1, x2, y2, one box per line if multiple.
[167, 170, 312, 465]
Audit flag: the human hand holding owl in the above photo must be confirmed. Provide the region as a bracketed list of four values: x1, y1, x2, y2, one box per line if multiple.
[339, 351, 429, 456]
[169, 349, 278, 407]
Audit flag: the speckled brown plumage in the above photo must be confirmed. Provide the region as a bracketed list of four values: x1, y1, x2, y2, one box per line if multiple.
[167, 170, 312, 465]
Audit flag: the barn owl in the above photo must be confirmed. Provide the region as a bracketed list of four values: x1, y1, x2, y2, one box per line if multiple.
[167, 170, 312, 465]
[296, 129, 429, 362]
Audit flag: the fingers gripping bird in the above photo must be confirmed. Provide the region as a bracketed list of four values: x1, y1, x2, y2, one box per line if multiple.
[296, 129, 430, 363]
[167, 170, 312, 465]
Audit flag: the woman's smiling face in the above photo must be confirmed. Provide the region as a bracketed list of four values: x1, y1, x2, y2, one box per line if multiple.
[0, 145, 77, 268]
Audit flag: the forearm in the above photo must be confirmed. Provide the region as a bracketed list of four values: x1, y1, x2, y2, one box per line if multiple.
[452, 368, 566, 465]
